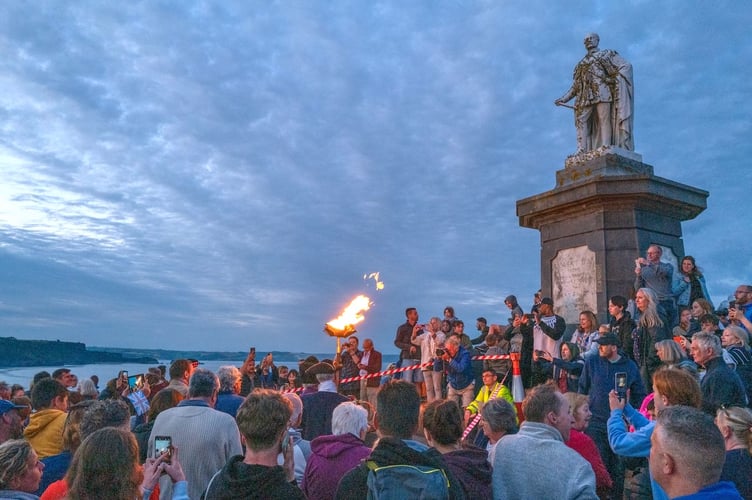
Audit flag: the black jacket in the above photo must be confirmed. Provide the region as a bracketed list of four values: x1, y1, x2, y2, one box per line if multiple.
[202, 455, 305, 500]
[335, 437, 466, 500]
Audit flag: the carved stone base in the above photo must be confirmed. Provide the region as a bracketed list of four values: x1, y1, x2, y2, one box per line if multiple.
[516, 153, 708, 326]
[558, 147, 649, 187]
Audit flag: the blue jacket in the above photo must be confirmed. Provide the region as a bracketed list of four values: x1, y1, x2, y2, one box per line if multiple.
[672, 273, 713, 308]
[447, 345, 474, 390]
[673, 481, 743, 499]
[578, 353, 646, 429]
[607, 405, 669, 500]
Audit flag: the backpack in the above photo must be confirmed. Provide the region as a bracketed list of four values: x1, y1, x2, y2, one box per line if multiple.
[365, 460, 450, 500]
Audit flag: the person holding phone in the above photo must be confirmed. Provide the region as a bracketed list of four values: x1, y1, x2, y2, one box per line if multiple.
[203, 389, 304, 499]
[607, 367, 702, 500]
[579, 333, 645, 500]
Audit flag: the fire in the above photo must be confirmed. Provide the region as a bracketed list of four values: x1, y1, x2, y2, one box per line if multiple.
[326, 294, 372, 332]
[363, 272, 385, 290]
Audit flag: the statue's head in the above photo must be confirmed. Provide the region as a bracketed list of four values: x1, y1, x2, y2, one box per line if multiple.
[584, 33, 600, 50]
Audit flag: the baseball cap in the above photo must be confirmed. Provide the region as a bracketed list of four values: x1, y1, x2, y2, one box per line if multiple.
[0, 400, 27, 415]
[595, 333, 620, 346]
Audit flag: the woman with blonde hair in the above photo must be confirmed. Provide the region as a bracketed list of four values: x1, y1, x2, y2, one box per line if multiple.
[608, 367, 702, 500]
[0, 439, 44, 498]
[569, 311, 600, 356]
[654, 339, 697, 375]
[563, 392, 612, 496]
[716, 405, 752, 499]
[633, 288, 671, 390]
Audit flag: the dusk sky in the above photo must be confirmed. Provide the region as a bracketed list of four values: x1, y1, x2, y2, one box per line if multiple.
[1, 2, 750, 355]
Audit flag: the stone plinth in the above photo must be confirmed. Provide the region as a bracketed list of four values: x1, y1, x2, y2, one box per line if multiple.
[516, 150, 708, 324]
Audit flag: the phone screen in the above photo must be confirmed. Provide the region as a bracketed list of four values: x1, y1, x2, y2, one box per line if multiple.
[615, 372, 627, 401]
[128, 374, 143, 391]
[154, 436, 172, 463]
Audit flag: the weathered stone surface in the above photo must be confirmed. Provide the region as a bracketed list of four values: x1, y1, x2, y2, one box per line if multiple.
[552, 246, 598, 324]
[516, 154, 708, 324]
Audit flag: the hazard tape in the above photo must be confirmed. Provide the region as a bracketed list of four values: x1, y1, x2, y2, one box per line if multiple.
[338, 354, 512, 384]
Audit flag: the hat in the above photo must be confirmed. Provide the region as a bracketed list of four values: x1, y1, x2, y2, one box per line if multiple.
[540, 297, 554, 306]
[0, 399, 27, 415]
[306, 362, 336, 377]
[595, 333, 620, 346]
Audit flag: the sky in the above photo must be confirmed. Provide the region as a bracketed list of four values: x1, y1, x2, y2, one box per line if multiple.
[0, 1, 750, 355]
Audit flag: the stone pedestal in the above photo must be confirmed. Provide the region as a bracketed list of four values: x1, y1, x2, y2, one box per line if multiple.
[516, 148, 708, 324]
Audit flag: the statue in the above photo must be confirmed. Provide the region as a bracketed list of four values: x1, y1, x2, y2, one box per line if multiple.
[555, 33, 634, 154]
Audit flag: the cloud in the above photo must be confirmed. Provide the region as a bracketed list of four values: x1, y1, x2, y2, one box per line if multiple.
[0, 1, 749, 352]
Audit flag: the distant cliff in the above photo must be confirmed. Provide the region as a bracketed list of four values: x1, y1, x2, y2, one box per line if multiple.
[0, 337, 158, 367]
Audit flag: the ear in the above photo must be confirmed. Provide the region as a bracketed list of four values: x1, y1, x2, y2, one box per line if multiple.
[423, 429, 434, 446]
[658, 451, 676, 475]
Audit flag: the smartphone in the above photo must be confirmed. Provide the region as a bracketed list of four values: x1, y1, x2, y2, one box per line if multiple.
[119, 370, 128, 380]
[615, 372, 627, 401]
[280, 433, 290, 455]
[128, 374, 144, 391]
[249, 347, 256, 356]
[154, 436, 172, 463]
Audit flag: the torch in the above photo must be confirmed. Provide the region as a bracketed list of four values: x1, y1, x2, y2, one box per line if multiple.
[325, 294, 372, 364]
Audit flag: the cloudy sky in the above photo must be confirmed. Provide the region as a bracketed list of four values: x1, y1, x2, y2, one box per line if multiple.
[0, 1, 750, 354]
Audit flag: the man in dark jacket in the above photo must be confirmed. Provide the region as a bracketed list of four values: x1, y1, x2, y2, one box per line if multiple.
[608, 295, 637, 361]
[202, 389, 304, 499]
[335, 380, 465, 500]
[690, 332, 748, 415]
[579, 333, 646, 500]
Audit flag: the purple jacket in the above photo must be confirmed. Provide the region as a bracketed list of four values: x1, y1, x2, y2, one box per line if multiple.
[302, 433, 371, 500]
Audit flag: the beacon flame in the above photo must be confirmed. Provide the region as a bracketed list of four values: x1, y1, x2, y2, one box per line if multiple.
[325, 294, 372, 337]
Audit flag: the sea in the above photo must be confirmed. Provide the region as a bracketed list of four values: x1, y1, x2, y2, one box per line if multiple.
[0, 355, 401, 389]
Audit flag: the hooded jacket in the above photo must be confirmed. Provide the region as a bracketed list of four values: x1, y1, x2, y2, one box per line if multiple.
[23, 408, 66, 459]
[335, 436, 465, 500]
[202, 455, 305, 500]
[302, 433, 371, 500]
[578, 353, 646, 429]
[442, 445, 492, 498]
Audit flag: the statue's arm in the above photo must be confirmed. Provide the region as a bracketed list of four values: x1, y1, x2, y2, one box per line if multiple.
[555, 85, 576, 106]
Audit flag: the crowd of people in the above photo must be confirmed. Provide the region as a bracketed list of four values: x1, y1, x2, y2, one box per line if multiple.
[1, 248, 751, 499]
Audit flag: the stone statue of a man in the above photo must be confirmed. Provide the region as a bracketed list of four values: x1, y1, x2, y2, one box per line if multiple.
[555, 33, 634, 154]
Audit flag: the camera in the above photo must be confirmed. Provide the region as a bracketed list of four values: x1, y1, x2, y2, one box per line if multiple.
[435, 348, 445, 357]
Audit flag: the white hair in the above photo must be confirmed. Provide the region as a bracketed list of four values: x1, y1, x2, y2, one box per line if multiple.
[331, 401, 368, 438]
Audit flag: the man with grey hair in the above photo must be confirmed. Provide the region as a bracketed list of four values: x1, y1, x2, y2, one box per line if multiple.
[280, 392, 309, 485]
[634, 244, 676, 327]
[492, 384, 596, 499]
[690, 332, 747, 414]
[650, 406, 742, 498]
[300, 362, 348, 441]
[149, 368, 242, 500]
[481, 397, 518, 460]
[303, 402, 371, 499]
[215, 365, 244, 417]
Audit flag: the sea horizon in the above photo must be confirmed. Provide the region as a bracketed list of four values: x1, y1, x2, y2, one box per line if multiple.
[0, 354, 401, 389]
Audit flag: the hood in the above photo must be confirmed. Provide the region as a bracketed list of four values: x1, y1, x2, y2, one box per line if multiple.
[209, 456, 290, 499]
[517, 421, 565, 442]
[310, 433, 368, 459]
[23, 409, 65, 439]
[369, 437, 441, 468]
[443, 446, 492, 482]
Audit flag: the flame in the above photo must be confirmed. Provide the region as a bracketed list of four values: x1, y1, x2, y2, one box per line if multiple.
[363, 272, 385, 290]
[327, 294, 372, 331]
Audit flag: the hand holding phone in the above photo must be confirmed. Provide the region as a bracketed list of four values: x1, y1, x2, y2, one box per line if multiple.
[154, 436, 172, 464]
[615, 372, 627, 401]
